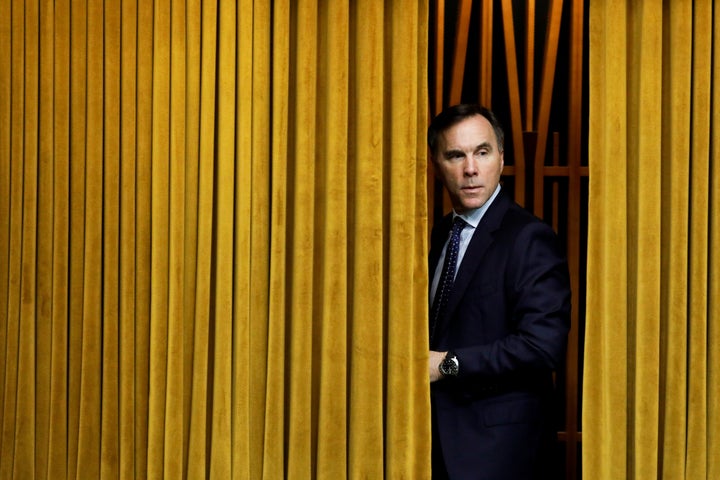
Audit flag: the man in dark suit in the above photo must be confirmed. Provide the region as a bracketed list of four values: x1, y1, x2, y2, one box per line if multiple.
[427, 104, 571, 479]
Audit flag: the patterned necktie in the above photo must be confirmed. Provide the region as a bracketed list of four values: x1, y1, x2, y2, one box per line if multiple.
[430, 217, 467, 342]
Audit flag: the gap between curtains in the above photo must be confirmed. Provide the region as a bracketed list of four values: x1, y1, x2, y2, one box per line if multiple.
[0, 0, 431, 478]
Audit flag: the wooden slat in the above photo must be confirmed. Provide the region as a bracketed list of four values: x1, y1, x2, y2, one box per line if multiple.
[533, 0, 564, 218]
[564, 1, 586, 478]
[479, 0, 493, 105]
[552, 132, 560, 232]
[558, 431, 583, 442]
[500, 0, 526, 206]
[433, 0, 445, 116]
[449, 0, 473, 105]
[525, 0, 535, 130]
[543, 166, 590, 176]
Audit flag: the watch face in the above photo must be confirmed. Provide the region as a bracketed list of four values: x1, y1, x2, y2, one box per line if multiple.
[441, 355, 459, 376]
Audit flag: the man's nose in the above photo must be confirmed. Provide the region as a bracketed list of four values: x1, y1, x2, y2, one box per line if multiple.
[463, 157, 478, 175]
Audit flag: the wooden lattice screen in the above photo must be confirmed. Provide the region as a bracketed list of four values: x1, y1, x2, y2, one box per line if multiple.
[428, 1, 588, 478]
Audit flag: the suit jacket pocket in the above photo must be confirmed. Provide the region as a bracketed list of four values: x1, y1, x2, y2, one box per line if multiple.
[482, 395, 542, 427]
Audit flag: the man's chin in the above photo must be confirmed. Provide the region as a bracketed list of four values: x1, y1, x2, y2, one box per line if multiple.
[457, 198, 486, 212]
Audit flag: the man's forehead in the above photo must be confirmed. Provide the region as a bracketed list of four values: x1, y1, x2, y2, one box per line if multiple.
[440, 117, 497, 148]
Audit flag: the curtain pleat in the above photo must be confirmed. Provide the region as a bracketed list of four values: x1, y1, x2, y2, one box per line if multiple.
[386, 1, 428, 478]
[710, 7, 720, 477]
[584, 0, 719, 478]
[348, 1, 386, 476]
[12, 3, 40, 479]
[134, 0, 154, 476]
[37, 2, 55, 478]
[47, 0, 71, 477]
[0, 0, 9, 470]
[286, 2, 319, 477]
[147, 0, 172, 476]
[661, 2, 693, 478]
[0, 1, 430, 478]
[102, 1, 122, 478]
[265, 1, 289, 476]
[625, 2, 664, 478]
[67, 1, 86, 477]
[119, 0, 138, 477]
[209, 0, 237, 476]
[235, 0, 255, 476]
[186, 0, 217, 477]
[119, 5, 137, 473]
[583, 1, 629, 474]
[77, 0, 104, 476]
[314, 2, 349, 478]
[686, 3, 713, 478]
[707, 8, 720, 472]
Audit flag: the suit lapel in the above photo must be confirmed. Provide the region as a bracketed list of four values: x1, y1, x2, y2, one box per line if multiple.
[439, 190, 512, 332]
[428, 214, 453, 300]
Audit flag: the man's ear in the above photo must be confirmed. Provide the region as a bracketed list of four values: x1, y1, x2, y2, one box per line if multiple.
[428, 153, 440, 178]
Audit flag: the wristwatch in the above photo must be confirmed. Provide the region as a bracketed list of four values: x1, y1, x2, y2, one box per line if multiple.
[439, 351, 459, 377]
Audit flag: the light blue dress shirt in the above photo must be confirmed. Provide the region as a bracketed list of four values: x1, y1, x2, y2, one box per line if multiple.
[430, 184, 502, 306]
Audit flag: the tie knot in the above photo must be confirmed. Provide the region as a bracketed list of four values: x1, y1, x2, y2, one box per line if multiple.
[452, 217, 467, 233]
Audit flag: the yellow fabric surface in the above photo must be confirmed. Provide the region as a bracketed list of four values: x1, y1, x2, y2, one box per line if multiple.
[584, 0, 719, 478]
[0, 1, 430, 478]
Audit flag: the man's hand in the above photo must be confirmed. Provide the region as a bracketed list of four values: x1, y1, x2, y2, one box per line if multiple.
[429, 350, 447, 383]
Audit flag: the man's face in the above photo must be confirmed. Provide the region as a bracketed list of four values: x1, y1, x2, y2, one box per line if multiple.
[431, 114, 504, 214]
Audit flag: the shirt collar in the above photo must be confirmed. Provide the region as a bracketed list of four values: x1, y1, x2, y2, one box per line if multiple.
[452, 184, 502, 228]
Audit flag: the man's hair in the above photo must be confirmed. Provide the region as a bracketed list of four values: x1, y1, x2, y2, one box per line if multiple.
[427, 104, 505, 156]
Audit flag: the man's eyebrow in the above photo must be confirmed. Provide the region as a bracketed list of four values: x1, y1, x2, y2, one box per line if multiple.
[442, 148, 465, 157]
[442, 142, 494, 157]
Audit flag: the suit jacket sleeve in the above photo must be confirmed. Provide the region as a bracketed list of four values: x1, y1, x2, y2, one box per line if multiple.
[452, 215, 571, 380]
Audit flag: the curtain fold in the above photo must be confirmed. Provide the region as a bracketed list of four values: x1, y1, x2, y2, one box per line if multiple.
[0, 1, 430, 478]
[584, 0, 719, 478]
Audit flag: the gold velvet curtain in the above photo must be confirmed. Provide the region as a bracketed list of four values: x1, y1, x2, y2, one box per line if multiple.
[584, 0, 720, 478]
[0, 1, 430, 478]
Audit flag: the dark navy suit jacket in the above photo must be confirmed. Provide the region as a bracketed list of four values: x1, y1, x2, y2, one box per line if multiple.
[429, 189, 571, 480]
